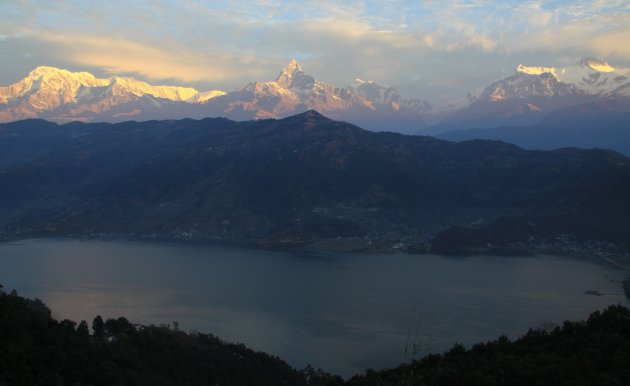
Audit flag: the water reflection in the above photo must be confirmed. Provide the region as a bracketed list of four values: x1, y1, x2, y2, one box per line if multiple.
[0, 239, 627, 376]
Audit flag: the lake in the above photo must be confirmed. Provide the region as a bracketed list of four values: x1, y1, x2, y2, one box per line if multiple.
[0, 239, 627, 377]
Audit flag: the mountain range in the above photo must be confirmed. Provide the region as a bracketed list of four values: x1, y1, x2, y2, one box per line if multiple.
[1, 58, 629, 152]
[1, 58, 627, 126]
[428, 58, 630, 132]
[428, 58, 630, 155]
[0, 60, 430, 133]
[0, 66, 225, 122]
[1, 111, 629, 252]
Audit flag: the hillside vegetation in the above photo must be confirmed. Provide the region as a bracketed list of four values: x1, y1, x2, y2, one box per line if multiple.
[1, 286, 630, 385]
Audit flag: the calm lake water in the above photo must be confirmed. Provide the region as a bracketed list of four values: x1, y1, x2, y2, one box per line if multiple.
[0, 239, 627, 376]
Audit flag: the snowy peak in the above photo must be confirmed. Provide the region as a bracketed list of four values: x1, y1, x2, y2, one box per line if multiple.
[466, 58, 630, 106]
[0, 66, 225, 106]
[196, 60, 430, 131]
[0, 66, 227, 122]
[28, 65, 63, 77]
[0, 66, 110, 111]
[275, 59, 311, 89]
[348, 78, 431, 113]
[0, 62, 432, 130]
[108, 76, 202, 101]
[280, 59, 303, 77]
[476, 68, 578, 103]
[29, 65, 97, 79]
[351, 78, 400, 105]
[437, 57, 630, 131]
[25, 66, 110, 89]
[516, 64, 558, 79]
[559, 58, 629, 96]
[193, 90, 227, 103]
[576, 58, 615, 73]
[512, 58, 616, 79]
[4, 66, 108, 103]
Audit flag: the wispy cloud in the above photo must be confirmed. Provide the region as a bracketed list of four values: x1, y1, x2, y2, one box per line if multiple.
[33, 33, 271, 86]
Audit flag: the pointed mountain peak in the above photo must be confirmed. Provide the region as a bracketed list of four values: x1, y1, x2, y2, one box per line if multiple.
[281, 59, 303, 76]
[576, 58, 615, 72]
[275, 59, 308, 88]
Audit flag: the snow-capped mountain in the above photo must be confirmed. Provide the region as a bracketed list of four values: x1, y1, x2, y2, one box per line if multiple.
[200, 59, 430, 132]
[347, 78, 431, 112]
[2, 58, 627, 135]
[555, 58, 630, 96]
[214, 59, 350, 119]
[450, 58, 629, 108]
[480, 68, 582, 101]
[0, 66, 225, 122]
[0, 61, 430, 132]
[429, 58, 630, 133]
[433, 58, 630, 154]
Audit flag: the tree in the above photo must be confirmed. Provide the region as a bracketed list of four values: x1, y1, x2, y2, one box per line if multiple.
[92, 315, 104, 338]
[77, 320, 89, 338]
[104, 317, 133, 335]
[59, 319, 77, 331]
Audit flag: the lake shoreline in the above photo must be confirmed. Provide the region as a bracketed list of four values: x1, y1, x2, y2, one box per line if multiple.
[2, 232, 629, 269]
[1, 238, 628, 376]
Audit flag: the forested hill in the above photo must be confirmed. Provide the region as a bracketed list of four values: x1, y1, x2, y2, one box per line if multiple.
[346, 305, 630, 385]
[1, 111, 629, 249]
[0, 287, 332, 386]
[1, 287, 630, 385]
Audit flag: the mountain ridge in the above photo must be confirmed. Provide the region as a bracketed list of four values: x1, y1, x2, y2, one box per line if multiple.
[2, 57, 629, 140]
[0, 61, 431, 132]
[1, 111, 629, 253]
[427, 58, 630, 133]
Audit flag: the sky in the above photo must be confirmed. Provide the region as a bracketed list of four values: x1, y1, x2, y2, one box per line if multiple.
[1, 0, 629, 106]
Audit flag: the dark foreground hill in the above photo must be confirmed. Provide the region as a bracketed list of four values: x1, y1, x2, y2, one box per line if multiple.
[346, 304, 630, 386]
[0, 288, 320, 386]
[1, 111, 629, 252]
[1, 287, 630, 385]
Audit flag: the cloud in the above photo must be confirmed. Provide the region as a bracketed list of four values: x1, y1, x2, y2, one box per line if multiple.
[1, 0, 630, 106]
[510, 11, 630, 63]
[33, 33, 272, 86]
